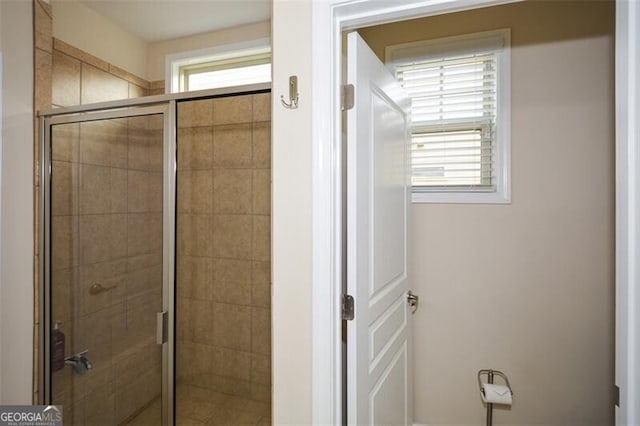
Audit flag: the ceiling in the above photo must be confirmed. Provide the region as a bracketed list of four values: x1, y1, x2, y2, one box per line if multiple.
[80, 0, 271, 43]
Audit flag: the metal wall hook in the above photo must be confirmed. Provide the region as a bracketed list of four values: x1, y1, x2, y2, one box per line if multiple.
[281, 76, 299, 109]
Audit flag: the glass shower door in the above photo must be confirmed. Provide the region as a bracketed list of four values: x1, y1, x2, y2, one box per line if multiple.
[44, 105, 174, 425]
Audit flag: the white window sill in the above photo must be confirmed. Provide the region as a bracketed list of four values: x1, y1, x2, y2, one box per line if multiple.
[412, 190, 511, 204]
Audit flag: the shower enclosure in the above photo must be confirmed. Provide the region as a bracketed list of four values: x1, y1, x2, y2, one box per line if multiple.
[40, 85, 272, 425]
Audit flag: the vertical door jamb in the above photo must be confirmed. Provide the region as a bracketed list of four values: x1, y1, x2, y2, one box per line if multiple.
[39, 115, 52, 405]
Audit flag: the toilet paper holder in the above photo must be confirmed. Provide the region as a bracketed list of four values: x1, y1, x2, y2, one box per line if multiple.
[478, 369, 513, 426]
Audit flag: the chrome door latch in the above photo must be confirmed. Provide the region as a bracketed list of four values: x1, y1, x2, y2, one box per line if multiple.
[407, 291, 419, 314]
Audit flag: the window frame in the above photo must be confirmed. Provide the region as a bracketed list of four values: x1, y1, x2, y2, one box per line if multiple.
[181, 52, 271, 92]
[165, 38, 271, 94]
[386, 29, 511, 204]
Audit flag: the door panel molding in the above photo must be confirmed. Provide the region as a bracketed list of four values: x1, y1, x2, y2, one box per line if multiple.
[370, 343, 408, 426]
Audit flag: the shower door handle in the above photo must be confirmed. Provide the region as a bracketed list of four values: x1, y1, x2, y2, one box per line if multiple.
[156, 311, 168, 345]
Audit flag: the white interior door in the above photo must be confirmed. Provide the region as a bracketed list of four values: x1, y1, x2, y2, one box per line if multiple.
[346, 31, 412, 425]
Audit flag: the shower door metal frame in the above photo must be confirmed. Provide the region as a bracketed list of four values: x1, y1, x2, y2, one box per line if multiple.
[39, 102, 177, 426]
[39, 82, 271, 425]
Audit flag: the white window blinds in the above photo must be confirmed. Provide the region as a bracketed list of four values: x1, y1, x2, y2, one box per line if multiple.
[396, 51, 498, 190]
[385, 29, 511, 203]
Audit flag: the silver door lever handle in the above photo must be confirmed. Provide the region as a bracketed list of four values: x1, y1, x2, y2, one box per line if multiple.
[407, 291, 419, 314]
[89, 283, 117, 295]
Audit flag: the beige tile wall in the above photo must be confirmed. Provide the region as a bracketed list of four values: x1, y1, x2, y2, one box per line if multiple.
[51, 38, 151, 109]
[176, 93, 272, 405]
[149, 80, 165, 96]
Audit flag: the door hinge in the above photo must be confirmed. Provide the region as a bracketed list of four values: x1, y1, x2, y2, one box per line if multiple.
[341, 84, 354, 111]
[342, 294, 355, 321]
[615, 385, 620, 407]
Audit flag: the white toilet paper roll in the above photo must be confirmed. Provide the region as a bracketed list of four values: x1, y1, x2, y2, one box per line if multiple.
[481, 383, 513, 405]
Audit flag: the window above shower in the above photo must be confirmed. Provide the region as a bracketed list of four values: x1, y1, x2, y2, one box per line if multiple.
[167, 40, 272, 93]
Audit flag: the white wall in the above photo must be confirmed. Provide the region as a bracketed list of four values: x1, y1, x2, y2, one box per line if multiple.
[147, 21, 270, 82]
[271, 0, 313, 423]
[52, 0, 148, 80]
[52, 1, 270, 87]
[359, 2, 615, 424]
[51, 1, 270, 85]
[0, 0, 34, 405]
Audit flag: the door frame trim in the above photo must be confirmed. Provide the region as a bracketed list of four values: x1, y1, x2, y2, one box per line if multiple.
[309, 0, 629, 424]
[38, 83, 271, 118]
[615, 1, 640, 423]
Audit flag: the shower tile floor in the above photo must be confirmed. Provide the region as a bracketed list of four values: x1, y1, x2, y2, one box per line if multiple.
[125, 384, 270, 426]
